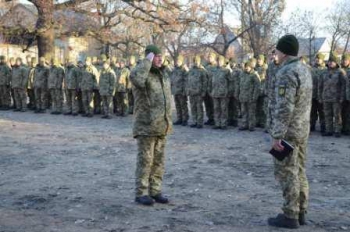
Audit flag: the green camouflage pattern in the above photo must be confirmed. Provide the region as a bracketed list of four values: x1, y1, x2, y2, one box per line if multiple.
[99, 67, 116, 96]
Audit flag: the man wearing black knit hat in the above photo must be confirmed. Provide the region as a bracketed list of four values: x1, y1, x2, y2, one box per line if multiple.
[130, 45, 172, 206]
[268, 34, 313, 229]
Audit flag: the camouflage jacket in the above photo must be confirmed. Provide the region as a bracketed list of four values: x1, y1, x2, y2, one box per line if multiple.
[99, 67, 116, 96]
[127, 65, 136, 89]
[65, 65, 78, 90]
[256, 63, 268, 96]
[237, 70, 260, 103]
[210, 66, 230, 98]
[116, 68, 130, 93]
[34, 65, 50, 88]
[11, 65, 28, 88]
[0, 63, 12, 85]
[170, 65, 188, 96]
[343, 67, 350, 101]
[271, 57, 312, 143]
[187, 66, 208, 96]
[48, 65, 65, 89]
[311, 63, 326, 100]
[318, 68, 346, 103]
[80, 65, 99, 91]
[130, 59, 173, 138]
[27, 66, 36, 89]
[229, 68, 241, 98]
[205, 64, 217, 94]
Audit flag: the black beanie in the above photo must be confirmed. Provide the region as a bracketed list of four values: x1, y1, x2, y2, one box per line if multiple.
[276, 34, 299, 56]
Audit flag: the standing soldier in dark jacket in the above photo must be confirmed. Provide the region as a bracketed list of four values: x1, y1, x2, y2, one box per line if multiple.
[341, 53, 350, 135]
[0, 55, 12, 110]
[11, 58, 28, 112]
[130, 45, 172, 206]
[34, 57, 50, 113]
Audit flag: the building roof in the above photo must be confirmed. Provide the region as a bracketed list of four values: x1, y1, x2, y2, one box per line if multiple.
[297, 37, 330, 57]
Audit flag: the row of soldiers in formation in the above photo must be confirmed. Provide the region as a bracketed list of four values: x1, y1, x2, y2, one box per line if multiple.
[170, 51, 350, 137]
[0, 50, 349, 136]
[0, 54, 136, 119]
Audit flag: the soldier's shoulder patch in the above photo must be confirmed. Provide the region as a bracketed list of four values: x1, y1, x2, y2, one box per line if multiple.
[278, 83, 287, 97]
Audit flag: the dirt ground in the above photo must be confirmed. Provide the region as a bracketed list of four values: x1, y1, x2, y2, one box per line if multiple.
[0, 109, 349, 232]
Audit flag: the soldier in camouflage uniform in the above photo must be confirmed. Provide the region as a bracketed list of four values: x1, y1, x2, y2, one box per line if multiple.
[266, 50, 280, 132]
[99, 60, 116, 119]
[48, 58, 65, 114]
[255, 54, 268, 128]
[268, 34, 312, 229]
[27, 57, 37, 110]
[170, 55, 189, 126]
[64, 59, 79, 116]
[130, 45, 172, 206]
[110, 57, 120, 114]
[128, 56, 137, 114]
[227, 59, 240, 127]
[203, 52, 216, 125]
[8, 57, 16, 109]
[34, 57, 50, 113]
[11, 58, 28, 112]
[92, 55, 105, 114]
[341, 53, 350, 135]
[81, 57, 99, 117]
[237, 61, 260, 131]
[115, 60, 130, 116]
[210, 55, 230, 129]
[0, 55, 12, 110]
[318, 52, 347, 137]
[187, 55, 207, 128]
[310, 53, 326, 132]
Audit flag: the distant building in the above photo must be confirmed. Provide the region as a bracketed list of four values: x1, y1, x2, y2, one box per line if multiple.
[298, 37, 331, 61]
[213, 25, 244, 60]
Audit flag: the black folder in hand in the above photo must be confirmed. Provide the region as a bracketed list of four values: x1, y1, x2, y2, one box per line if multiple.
[269, 140, 294, 161]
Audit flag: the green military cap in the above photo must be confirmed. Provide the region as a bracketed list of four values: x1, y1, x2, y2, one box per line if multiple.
[111, 56, 117, 62]
[129, 55, 136, 63]
[316, 53, 325, 60]
[218, 55, 225, 64]
[209, 52, 217, 60]
[328, 52, 340, 64]
[100, 54, 107, 61]
[250, 58, 257, 63]
[244, 60, 253, 68]
[342, 53, 350, 61]
[0, 55, 5, 61]
[258, 54, 265, 61]
[39, 57, 45, 62]
[145, 44, 162, 56]
[31, 57, 37, 63]
[176, 54, 184, 63]
[194, 55, 201, 64]
[92, 56, 98, 63]
[86, 56, 92, 62]
[52, 58, 60, 66]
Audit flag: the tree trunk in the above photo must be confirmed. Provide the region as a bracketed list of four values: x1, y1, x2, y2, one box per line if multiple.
[37, 27, 55, 60]
[343, 31, 350, 56]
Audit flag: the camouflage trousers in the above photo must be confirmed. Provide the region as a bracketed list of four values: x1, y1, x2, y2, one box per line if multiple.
[35, 87, 48, 111]
[274, 139, 309, 219]
[77, 90, 84, 114]
[27, 88, 35, 109]
[65, 89, 79, 114]
[241, 102, 256, 129]
[203, 93, 214, 121]
[310, 99, 325, 130]
[135, 136, 167, 197]
[13, 88, 27, 110]
[82, 90, 93, 115]
[174, 94, 189, 122]
[101, 95, 113, 117]
[114, 92, 128, 116]
[50, 89, 63, 113]
[324, 102, 342, 133]
[189, 95, 204, 126]
[256, 96, 267, 127]
[93, 89, 101, 114]
[227, 96, 239, 125]
[128, 89, 134, 114]
[341, 100, 350, 134]
[213, 97, 228, 127]
[0, 85, 11, 108]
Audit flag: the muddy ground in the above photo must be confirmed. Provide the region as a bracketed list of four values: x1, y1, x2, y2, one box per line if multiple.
[0, 109, 349, 232]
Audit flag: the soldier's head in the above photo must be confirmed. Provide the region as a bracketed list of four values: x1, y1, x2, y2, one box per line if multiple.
[92, 56, 98, 64]
[175, 55, 184, 67]
[77, 60, 84, 68]
[328, 52, 339, 69]
[229, 58, 237, 68]
[257, 54, 265, 66]
[193, 55, 201, 67]
[30, 57, 37, 67]
[315, 53, 325, 66]
[244, 61, 253, 73]
[15, 57, 22, 66]
[145, 44, 162, 68]
[217, 55, 226, 67]
[9, 57, 15, 66]
[128, 55, 136, 66]
[85, 57, 92, 66]
[341, 53, 350, 68]
[0, 55, 6, 64]
[100, 54, 107, 62]
[249, 58, 257, 68]
[275, 34, 299, 64]
[119, 59, 125, 68]
[39, 57, 45, 66]
[51, 58, 60, 66]
[208, 52, 217, 65]
[111, 56, 117, 64]
[102, 60, 110, 69]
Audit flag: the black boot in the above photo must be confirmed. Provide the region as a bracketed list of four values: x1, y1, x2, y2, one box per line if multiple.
[173, 120, 182, 125]
[299, 212, 307, 226]
[151, 194, 169, 204]
[190, 123, 197, 128]
[182, 121, 188, 126]
[196, 125, 203, 129]
[334, 132, 341, 138]
[213, 126, 221, 129]
[239, 127, 248, 131]
[320, 124, 326, 133]
[204, 119, 214, 125]
[135, 195, 154, 206]
[268, 214, 300, 229]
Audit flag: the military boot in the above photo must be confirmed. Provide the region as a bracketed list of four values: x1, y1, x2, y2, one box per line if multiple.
[268, 214, 300, 229]
[190, 123, 197, 128]
[173, 120, 183, 125]
[135, 195, 154, 206]
[299, 212, 307, 225]
[334, 132, 341, 138]
[182, 121, 188, 126]
[151, 194, 169, 204]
